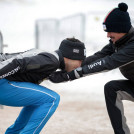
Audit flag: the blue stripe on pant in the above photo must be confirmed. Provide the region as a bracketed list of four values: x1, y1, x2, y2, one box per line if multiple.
[0, 79, 60, 134]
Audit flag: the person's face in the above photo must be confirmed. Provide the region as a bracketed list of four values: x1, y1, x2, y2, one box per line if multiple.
[107, 32, 126, 44]
[64, 58, 82, 72]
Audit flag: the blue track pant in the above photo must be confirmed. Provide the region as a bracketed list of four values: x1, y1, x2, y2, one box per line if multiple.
[0, 79, 60, 134]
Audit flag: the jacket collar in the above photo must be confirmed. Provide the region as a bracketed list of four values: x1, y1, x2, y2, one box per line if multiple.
[113, 27, 134, 48]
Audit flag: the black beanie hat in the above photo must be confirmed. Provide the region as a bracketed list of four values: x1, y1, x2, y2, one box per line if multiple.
[59, 39, 86, 60]
[103, 3, 131, 33]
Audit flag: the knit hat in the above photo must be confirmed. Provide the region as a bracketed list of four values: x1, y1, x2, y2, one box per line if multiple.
[103, 3, 131, 33]
[59, 39, 86, 60]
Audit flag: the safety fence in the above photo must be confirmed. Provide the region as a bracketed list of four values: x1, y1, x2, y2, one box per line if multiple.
[35, 13, 86, 51]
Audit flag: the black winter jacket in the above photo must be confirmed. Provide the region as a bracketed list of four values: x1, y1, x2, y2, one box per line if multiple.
[82, 27, 134, 82]
[0, 49, 65, 84]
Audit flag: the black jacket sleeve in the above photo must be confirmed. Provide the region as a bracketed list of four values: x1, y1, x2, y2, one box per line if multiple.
[82, 43, 114, 66]
[82, 42, 134, 75]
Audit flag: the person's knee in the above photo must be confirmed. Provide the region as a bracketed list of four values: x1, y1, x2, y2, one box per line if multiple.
[53, 93, 60, 106]
[104, 81, 113, 90]
[104, 81, 117, 97]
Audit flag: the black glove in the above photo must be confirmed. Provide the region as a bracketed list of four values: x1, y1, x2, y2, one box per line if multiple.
[68, 65, 90, 80]
[49, 66, 89, 83]
[68, 67, 83, 80]
[49, 70, 70, 83]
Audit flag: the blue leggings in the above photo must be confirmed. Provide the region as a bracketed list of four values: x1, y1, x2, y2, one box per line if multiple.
[0, 79, 60, 134]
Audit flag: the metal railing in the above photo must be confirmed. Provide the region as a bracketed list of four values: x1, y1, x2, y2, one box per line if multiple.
[35, 13, 86, 51]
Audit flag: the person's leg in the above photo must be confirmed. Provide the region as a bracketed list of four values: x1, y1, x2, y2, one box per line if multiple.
[5, 106, 36, 134]
[0, 79, 60, 134]
[104, 80, 134, 134]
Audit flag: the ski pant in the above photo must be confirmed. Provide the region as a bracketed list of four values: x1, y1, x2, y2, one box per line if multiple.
[0, 79, 60, 134]
[104, 80, 134, 134]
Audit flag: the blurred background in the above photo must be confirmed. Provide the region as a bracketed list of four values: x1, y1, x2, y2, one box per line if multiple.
[0, 0, 134, 53]
[0, 1, 134, 133]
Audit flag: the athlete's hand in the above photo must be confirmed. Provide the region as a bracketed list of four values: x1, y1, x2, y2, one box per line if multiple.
[68, 67, 83, 80]
[49, 67, 85, 83]
[49, 71, 70, 83]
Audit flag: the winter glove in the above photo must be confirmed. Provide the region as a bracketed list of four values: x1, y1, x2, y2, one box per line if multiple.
[68, 65, 90, 80]
[68, 67, 83, 80]
[49, 66, 87, 83]
[49, 70, 70, 83]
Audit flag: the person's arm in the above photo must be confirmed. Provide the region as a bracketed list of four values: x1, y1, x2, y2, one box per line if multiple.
[69, 42, 134, 79]
[82, 42, 114, 66]
[49, 42, 134, 82]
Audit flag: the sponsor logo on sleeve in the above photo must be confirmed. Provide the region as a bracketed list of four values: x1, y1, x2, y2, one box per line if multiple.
[0, 66, 20, 79]
[88, 61, 102, 69]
